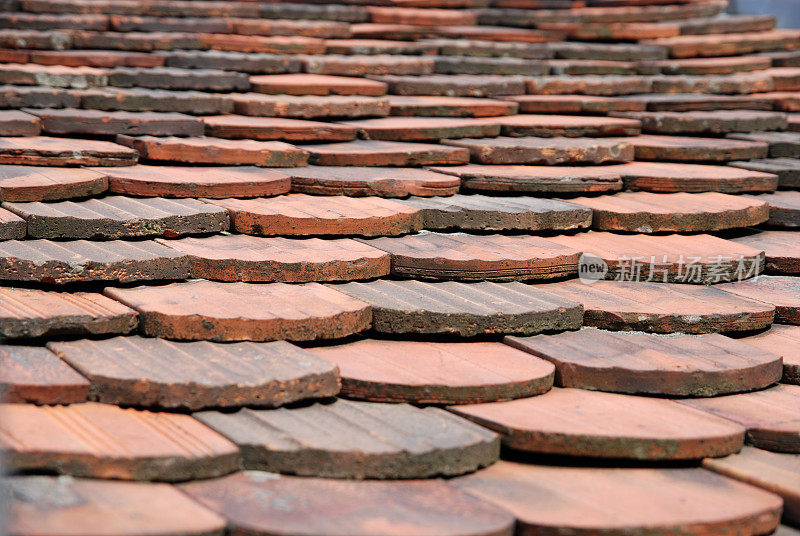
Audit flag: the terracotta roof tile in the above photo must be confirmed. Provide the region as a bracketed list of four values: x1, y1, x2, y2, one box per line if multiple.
[641, 29, 800, 58]
[331, 279, 582, 336]
[104, 279, 371, 341]
[0, 206, 25, 239]
[432, 55, 548, 76]
[31, 49, 165, 68]
[388, 95, 518, 117]
[26, 108, 204, 137]
[608, 161, 778, 193]
[526, 75, 652, 96]
[450, 387, 745, 459]
[623, 133, 769, 161]
[731, 230, 800, 273]
[613, 92, 775, 112]
[0, 136, 137, 166]
[729, 131, 800, 158]
[614, 110, 787, 134]
[649, 71, 774, 95]
[202, 115, 356, 142]
[0, 110, 41, 136]
[304, 140, 469, 167]
[325, 38, 439, 56]
[157, 49, 301, 73]
[485, 113, 641, 137]
[250, 73, 386, 96]
[48, 336, 340, 409]
[0, 345, 90, 404]
[506, 328, 782, 396]
[441, 136, 634, 165]
[372, 74, 527, 97]
[231, 93, 390, 119]
[739, 324, 800, 384]
[195, 398, 499, 478]
[718, 275, 800, 324]
[0, 85, 80, 109]
[643, 55, 772, 76]
[303, 55, 435, 77]
[337, 116, 501, 142]
[76, 87, 234, 114]
[730, 158, 800, 189]
[107, 66, 250, 92]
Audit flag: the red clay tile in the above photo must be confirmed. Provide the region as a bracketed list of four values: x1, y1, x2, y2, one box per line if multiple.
[442, 136, 634, 165]
[325, 38, 439, 56]
[0, 110, 41, 137]
[486, 114, 641, 137]
[289, 165, 460, 196]
[681, 384, 800, 453]
[363, 232, 579, 281]
[103, 164, 290, 198]
[428, 164, 623, 194]
[5, 476, 226, 536]
[630, 93, 775, 112]
[0, 63, 108, 89]
[731, 230, 800, 274]
[550, 231, 764, 284]
[367, 6, 477, 26]
[339, 116, 500, 142]
[624, 134, 769, 162]
[0, 207, 25, 240]
[0, 136, 138, 166]
[718, 276, 800, 324]
[740, 324, 800, 384]
[0, 85, 80, 109]
[158, 234, 390, 282]
[538, 21, 680, 40]
[228, 18, 351, 39]
[438, 26, 562, 43]
[526, 75, 652, 96]
[642, 29, 800, 58]
[432, 55, 547, 76]
[704, 447, 800, 526]
[643, 55, 772, 75]
[332, 280, 582, 336]
[108, 66, 249, 92]
[183, 472, 512, 536]
[195, 398, 498, 478]
[105, 280, 371, 341]
[250, 73, 386, 96]
[0, 28, 72, 50]
[116, 135, 308, 167]
[388, 96, 518, 117]
[349, 23, 440, 41]
[0, 345, 89, 404]
[1, 12, 109, 30]
[730, 158, 800, 189]
[607, 161, 778, 193]
[0, 239, 190, 284]
[374, 74, 526, 97]
[453, 461, 782, 536]
[3, 196, 229, 239]
[0, 402, 239, 480]
[615, 110, 787, 135]
[202, 115, 356, 142]
[30, 49, 165, 68]
[77, 87, 234, 115]
[27, 108, 203, 137]
[729, 131, 800, 158]
[0, 287, 137, 339]
[49, 336, 339, 410]
[304, 140, 469, 167]
[71, 30, 202, 51]
[548, 59, 640, 76]
[207, 194, 422, 237]
[540, 279, 776, 333]
[428, 38, 551, 59]
[199, 33, 325, 54]
[678, 13, 776, 34]
[650, 72, 774, 95]
[451, 387, 745, 460]
[570, 191, 769, 232]
[158, 49, 301, 73]
[303, 55, 434, 76]
[398, 195, 591, 232]
[750, 91, 800, 112]
[231, 93, 390, 119]
[309, 339, 554, 404]
[506, 328, 781, 396]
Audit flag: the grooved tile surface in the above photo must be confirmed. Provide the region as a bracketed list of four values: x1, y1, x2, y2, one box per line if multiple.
[743, 190, 800, 227]
[428, 164, 623, 194]
[0, 402, 239, 481]
[614, 110, 787, 134]
[731, 230, 800, 274]
[104, 280, 371, 342]
[309, 339, 555, 404]
[0, 345, 89, 404]
[718, 276, 800, 324]
[505, 328, 782, 396]
[0, 165, 108, 202]
[289, 165, 461, 196]
[195, 398, 499, 478]
[331, 280, 582, 336]
[48, 337, 340, 410]
[450, 387, 746, 460]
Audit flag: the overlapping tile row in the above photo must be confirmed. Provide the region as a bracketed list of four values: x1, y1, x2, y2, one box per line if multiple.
[2, 0, 800, 534]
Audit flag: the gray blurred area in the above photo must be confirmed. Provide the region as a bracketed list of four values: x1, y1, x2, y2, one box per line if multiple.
[729, 0, 800, 28]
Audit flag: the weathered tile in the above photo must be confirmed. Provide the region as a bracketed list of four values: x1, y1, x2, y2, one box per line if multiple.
[0, 110, 40, 136]
[677, 14, 776, 35]
[428, 164, 623, 194]
[641, 29, 800, 58]
[506, 328, 781, 396]
[337, 117, 500, 142]
[208, 194, 422, 237]
[731, 230, 800, 274]
[49, 336, 339, 410]
[615, 110, 787, 135]
[442, 136, 634, 165]
[229, 18, 351, 39]
[231, 93, 390, 119]
[362, 232, 579, 281]
[525, 75, 652, 96]
[450, 387, 745, 459]
[609, 161, 778, 193]
[309, 339, 554, 404]
[332, 280, 582, 336]
[5, 476, 226, 536]
[257, 3, 368, 22]
[432, 55, 547, 76]
[181, 472, 513, 536]
[729, 131, 800, 158]
[649, 72, 774, 95]
[549, 59, 640, 76]
[0, 345, 89, 404]
[549, 41, 667, 61]
[202, 115, 356, 142]
[3, 196, 229, 239]
[624, 134, 769, 162]
[158, 49, 301, 73]
[488, 114, 640, 137]
[77, 87, 233, 115]
[71, 30, 202, 51]
[0, 85, 80, 109]
[115, 135, 308, 167]
[425, 38, 551, 59]
[0, 12, 109, 31]
[627, 92, 774, 112]
[570, 192, 769, 232]
[198, 34, 324, 54]
[704, 447, 800, 526]
[304, 141, 469, 167]
[453, 462, 782, 536]
[0, 239, 190, 284]
[326, 38, 439, 56]
[739, 324, 800, 384]
[537, 21, 679, 41]
[730, 158, 800, 189]
[0, 207, 24, 239]
[0, 63, 108, 89]
[105, 280, 371, 341]
[388, 96, 518, 117]
[0, 287, 137, 339]
[540, 279, 775, 333]
[302, 55, 435, 76]
[366, 6, 476, 26]
[107, 66, 249, 92]
[27, 108, 204, 137]
[0, 136, 137, 166]
[374, 74, 526, 97]
[31, 49, 164, 68]
[0, 402, 239, 480]
[681, 384, 800, 453]
[103, 164, 290, 198]
[195, 398, 498, 478]
[644, 55, 772, 76]
[718, 276, 800, 324]
[158, 234, 390, 282]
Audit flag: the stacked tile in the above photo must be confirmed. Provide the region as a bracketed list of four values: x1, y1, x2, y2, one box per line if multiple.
[2, 0, 800, 535]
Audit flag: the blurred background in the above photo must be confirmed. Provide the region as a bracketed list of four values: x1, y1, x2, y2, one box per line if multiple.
[730, 0, 800, 28]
